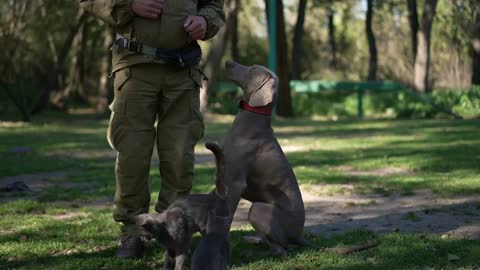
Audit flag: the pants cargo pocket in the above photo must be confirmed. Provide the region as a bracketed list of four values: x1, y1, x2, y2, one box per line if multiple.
[107, 99, 127, 152]
[189, 67, 204, 89]
[114, 67, 132, 92]
[190, 94, 204, 143]
[107, 67, 132, 152]
[189, 68, 204, 142]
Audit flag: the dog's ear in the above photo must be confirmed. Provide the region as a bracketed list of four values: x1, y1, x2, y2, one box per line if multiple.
[135, 213, 167, 233]
[165, 207, 184, 223]
[248, 75, 276, 107]
[135, 214, 157, 233]
[165, 208, 187, 234]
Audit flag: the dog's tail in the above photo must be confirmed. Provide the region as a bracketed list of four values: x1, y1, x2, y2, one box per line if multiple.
[205, 141, 226, 199]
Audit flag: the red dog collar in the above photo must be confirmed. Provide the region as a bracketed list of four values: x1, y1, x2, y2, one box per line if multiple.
[240, 101, 273, 115]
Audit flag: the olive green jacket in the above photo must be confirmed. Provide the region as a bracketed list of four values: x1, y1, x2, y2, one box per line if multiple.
[80, 0, 225, 71]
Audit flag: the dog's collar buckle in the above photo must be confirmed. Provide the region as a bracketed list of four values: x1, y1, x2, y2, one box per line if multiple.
[240, 101, 273, 115]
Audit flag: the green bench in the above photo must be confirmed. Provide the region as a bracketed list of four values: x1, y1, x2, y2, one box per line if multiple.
[214, 80, 461, 119]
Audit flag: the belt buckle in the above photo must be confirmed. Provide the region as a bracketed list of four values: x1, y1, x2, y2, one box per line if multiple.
[128, 40, 142, 53]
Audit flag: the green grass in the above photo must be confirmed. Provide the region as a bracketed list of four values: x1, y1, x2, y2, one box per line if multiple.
[0, 202, 479, 270]
[0, 111, 479, 269]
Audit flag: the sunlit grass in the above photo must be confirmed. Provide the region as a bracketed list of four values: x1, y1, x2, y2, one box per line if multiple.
[1, 201, 479, 269]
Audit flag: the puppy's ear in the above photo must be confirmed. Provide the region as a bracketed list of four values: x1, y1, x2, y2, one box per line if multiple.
[248, 76, 276, 107]
[165, 207, 184, 223]
[134, 214, 156, 233]
[165, 207, 187, 233]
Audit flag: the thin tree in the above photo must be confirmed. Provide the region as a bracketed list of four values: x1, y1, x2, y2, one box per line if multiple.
[266, 0, 294, 117]
[407, 0, 419, 62]
[413, 0, 438, 92]
[96, 27, 115, 116]
[231, 0, 240, 62]
[472, 2, 480, 85]
[366, 0, 378, 81]
[34, 7, 88, 112]
[291, 0, 307, 80]
[64, 21, 88, 102]
[200, 0, 238, 112]
[328, 6, 337, 69]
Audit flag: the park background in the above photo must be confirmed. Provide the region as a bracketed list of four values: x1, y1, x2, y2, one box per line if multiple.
[1, 0, 480, 269]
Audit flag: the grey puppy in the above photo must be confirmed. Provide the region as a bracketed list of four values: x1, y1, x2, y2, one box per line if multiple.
[220, 60, 307, 255]
[135, 142, 230, 270]
[191, 198, 231, 270]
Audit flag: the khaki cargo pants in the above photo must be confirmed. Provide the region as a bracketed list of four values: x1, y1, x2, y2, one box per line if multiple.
[107, 63, 204, 234]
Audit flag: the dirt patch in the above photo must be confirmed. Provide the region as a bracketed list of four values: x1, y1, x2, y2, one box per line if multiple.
[0, 170, 99, 203]
[0, 122, 28, 128]
[231, 187, 480, 240]
[48, 196, 114, 209]
[303, 183, 356, 196]
[0, 229, 16, 236]
[203, 112, 235, 123]
[45, 149, 116, 160]
[0, 170, 77, 193]
[49, 212, 90, 220]
[335, 165, 412, 177]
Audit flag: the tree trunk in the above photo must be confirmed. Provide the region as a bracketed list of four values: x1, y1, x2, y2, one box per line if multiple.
[472, 4, 480, 85]
[79, 19, 88, 95]
[199, 0, 237, 112]
[265, 0, 294, 117]
[291, 0, 307, 80]
[64, 22, 87, 102]
[366, 0, 378, 81]
[413, 0, 438, 92]
[328, 7, 337, 70]
[407, 0, 419, 62]
[34, 9, 88, 113]
[96, 27, 115, 116]
[230, 0, 240, 62]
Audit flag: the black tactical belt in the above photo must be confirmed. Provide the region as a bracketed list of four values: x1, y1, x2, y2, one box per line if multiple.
[113, 36, 202, 68]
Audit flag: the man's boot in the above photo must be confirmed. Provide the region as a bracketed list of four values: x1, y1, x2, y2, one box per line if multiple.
[115, 235, 145, 259]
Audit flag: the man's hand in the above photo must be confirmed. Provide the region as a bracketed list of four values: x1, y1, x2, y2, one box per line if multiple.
[132, 0, 164, 19]
[184, 16, 207, 40]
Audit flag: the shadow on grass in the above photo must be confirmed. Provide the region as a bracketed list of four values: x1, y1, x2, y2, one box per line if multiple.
[2, 227, 480, 270]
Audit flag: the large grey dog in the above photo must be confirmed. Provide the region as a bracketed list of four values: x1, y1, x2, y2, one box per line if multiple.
[135, 142, 230, 270]
[221, 60, 306, 255]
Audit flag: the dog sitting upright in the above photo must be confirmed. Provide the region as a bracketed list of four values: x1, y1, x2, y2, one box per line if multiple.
[135, 142, 230, 270]
[220, 61, 306, 255]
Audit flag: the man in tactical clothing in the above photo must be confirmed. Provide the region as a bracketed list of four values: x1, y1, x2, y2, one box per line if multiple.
[80, 0, 225, 258]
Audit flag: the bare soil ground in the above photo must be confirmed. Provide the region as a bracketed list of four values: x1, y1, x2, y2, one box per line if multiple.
[1, 154, 479, 240]
[233, 189, 480, 239]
